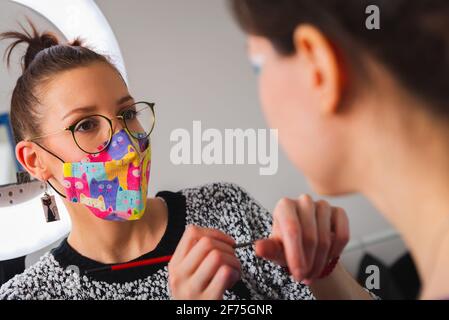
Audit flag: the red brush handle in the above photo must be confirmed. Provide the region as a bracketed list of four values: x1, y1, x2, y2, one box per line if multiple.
[111, 255, 173, 271]
[85, 240, 256, 275]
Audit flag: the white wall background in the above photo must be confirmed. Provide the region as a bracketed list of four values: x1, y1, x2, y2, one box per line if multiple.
[0, 0, 408, 275]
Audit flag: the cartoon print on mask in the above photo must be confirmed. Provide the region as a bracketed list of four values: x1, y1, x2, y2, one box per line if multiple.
[116, 187, 144, 218]
[90, 177, 120, 211]
[137, 135, 150, 153]
[68, 161, 107, 183]
[108, 130, 131, 160]
[127, 161, 142, 191]
[105, 144, 139, 190]
[80, 193, 106, 211]
[145, 159, 150, 185]
[85, 149, 112, 162]
[141, 158, 150, 197]
[61, 128, 151, 222]
[62, 173, 90, 203]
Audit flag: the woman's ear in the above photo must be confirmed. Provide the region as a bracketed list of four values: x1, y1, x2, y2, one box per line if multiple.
[15, 140, 50, 181]
[293, 24, 347, 115]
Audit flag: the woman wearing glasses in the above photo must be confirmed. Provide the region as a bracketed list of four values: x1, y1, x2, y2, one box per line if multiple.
[0, 21, 369, 300]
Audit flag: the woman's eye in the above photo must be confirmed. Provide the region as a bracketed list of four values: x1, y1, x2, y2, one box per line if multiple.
[123, 109, 137, 121]
[75, 118, 98, 132]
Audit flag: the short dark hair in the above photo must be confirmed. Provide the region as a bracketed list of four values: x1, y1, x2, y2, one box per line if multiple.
[229, 0, 449, 117]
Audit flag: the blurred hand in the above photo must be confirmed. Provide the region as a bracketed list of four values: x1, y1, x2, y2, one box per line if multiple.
[255, 195, 350, 285]
[168, 225, 241, 299]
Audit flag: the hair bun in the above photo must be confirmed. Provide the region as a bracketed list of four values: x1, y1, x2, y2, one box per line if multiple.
[0, 18, 60, 71]
[24, 32, 59, 69]
[69, 38, 84, 47]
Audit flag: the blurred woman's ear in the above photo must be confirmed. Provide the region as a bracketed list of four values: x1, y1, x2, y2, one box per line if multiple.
[293, 24, 346, 115]
[15, 141, 50, 182]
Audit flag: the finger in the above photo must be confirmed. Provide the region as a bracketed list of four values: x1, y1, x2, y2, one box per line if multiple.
[192, 250, 241, 293]
[171, 225, 235, 264]
[274, 198, 306, 281]
[170, 225, 200, 265]
[182, 236, 236, 276]
[254, 238, 286, 266]
[270, 210, 282, 240]
[204, 265, 241, 300]
[307, 200, 332, 280]
[328, 207, 350, 260]
[296, 194, 318, 278]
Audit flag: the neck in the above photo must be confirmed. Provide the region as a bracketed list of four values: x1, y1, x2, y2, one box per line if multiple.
[63, 197, 168, 264]
[357, 103, 449, 297]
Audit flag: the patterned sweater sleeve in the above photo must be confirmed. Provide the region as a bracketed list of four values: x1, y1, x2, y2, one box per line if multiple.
[0, 253, 65, 300]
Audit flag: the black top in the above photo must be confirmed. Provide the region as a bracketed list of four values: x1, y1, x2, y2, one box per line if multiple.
[51, 191, 186, 284]
[51, 190, 251, 298]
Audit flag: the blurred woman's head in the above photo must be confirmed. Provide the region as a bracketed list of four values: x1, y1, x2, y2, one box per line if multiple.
[230, 0, 449, 196]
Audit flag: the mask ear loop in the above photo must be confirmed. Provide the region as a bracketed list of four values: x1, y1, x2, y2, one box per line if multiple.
[47, 179, 67, 199]
[28, 141, 67, 198]
[32, 140, 66, 163]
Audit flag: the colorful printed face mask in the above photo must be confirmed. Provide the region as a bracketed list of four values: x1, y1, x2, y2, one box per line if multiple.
[61, 129, 151, 221]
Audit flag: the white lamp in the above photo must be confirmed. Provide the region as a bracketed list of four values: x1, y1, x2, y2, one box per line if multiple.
[0, 0, 127, 261]
[0, 181, 72, 261]
[11, 0, 128, 84]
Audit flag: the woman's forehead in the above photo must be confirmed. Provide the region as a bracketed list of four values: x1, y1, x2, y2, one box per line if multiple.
[41, 63, 130, 118]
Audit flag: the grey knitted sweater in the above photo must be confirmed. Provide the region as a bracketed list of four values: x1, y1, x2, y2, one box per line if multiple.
[0, 182, 314, 300]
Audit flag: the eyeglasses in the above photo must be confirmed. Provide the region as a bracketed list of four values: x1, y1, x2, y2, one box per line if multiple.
[28, 101, 155, 154]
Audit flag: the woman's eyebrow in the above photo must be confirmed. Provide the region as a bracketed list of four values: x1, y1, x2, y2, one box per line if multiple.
[117, 95, 134, 105]
[62, 95, 135, 120]
[62, 105, 97, 121]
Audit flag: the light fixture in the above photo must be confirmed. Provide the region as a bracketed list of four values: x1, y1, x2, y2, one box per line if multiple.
[12, 0, 128, 84]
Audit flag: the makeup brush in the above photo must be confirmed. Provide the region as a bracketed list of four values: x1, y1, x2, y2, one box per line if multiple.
[84, 239, 259, 275]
